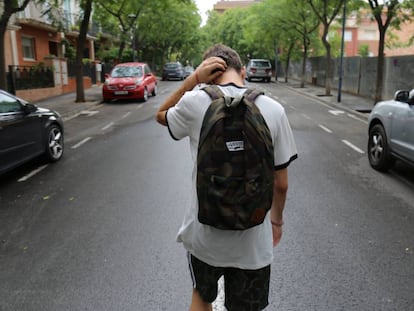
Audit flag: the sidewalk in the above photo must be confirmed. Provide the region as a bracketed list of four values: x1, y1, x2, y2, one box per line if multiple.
[32, 84, 103, 121]
[277, 79, 374, 118]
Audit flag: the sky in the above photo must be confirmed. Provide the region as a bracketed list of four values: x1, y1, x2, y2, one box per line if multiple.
[194, 0, 217, 25]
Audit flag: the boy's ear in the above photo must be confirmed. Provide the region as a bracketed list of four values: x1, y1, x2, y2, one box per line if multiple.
[241, 66, 246, 80]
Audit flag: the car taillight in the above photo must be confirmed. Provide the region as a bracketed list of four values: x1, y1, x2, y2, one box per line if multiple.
[250, 68, 257, 73]
[265, 69, 271, 73]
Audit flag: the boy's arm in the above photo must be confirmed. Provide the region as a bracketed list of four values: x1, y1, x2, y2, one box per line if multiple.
[155, 57, 227, 126]
[270, 168, 288, 247]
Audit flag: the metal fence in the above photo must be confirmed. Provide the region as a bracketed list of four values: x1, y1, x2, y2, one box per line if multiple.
[7, 65, 54, 94]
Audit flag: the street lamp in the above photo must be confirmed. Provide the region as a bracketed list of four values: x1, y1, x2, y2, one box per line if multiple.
[128, 14, 137, 62]
[337, 0, 347, 103]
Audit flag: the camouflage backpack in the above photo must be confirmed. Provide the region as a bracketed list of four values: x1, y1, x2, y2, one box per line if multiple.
[197, 85, 274, 230]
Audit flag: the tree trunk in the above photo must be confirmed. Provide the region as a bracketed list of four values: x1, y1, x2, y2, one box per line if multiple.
[322, 26, 332, 96]
[300, 39, 309, 88]
[375, 29, 386, 103]
[0, 28, 8, 91]
[117, 41, 125, 63]
[285, 43, 294, 83]
[75, 0, 93, 103]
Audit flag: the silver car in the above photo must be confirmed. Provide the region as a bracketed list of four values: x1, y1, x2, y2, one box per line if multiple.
[246, 59, 272, 82]
[367, 89, 414, 171]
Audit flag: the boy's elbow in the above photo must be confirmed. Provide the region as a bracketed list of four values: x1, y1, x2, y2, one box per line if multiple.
[155, 111, 167, 126]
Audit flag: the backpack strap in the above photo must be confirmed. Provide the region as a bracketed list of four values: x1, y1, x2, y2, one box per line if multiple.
[243, 88, 264, 104]
[202, 85, 225, 100]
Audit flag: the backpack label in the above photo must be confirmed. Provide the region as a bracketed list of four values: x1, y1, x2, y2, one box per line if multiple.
[226, 140, 244, 151]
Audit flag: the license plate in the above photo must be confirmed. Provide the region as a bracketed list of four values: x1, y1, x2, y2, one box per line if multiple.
[114, 91, 128, 95]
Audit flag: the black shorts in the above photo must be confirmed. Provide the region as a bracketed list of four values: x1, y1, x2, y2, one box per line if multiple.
[187, 252, 270, 311]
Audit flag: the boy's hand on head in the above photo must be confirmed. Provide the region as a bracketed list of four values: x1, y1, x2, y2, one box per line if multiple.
[193, 57, 227, 84]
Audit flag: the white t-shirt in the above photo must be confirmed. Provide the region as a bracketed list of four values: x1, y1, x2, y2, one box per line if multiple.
[166, 83, 297, 270]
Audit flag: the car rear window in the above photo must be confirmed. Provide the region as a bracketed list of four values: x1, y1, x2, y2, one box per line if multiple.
[111, 66, 143, 78]
[251, 61, 271, 67]
[165, 63, 179, 69]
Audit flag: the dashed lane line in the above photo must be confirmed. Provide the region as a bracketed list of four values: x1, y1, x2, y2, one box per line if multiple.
[301, 113, 313, 120]
[71, 137, 92, 149]
[318, 124, 333, 133]
[121, 111, 132, 119]
[101, 122, 114, 131]
[342, 139, 365, 154]
[17, 165, 48, 182]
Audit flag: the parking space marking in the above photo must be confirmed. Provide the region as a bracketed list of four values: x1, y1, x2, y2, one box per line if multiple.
[342, 139, 365, 154]
[71, 137, 92, 149]
[18, 165, 48, 182]
[319, 124, 333, 133]
[101, 122, 114, 131]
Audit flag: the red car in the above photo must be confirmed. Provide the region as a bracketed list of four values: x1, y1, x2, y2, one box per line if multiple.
[102, 62, 157, 102]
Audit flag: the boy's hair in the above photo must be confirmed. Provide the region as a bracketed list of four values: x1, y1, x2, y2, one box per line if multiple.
[202, 44, 242, 73]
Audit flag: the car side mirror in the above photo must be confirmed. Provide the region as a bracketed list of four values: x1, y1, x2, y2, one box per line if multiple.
[23, 103, 37, 114]
[394, 90, 409, 102]
[105, 73, 110, 79]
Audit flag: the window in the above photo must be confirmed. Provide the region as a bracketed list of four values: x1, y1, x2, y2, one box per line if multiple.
[22, 37, 36, 60]
[0, 93, 22, 114]
[344, 30, 352, 42]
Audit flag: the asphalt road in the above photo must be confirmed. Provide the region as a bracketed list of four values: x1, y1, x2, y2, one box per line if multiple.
[0, 80, 413, 310]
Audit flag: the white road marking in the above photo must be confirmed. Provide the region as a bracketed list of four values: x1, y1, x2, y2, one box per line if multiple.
[301, 113, 312, 120]
[342, 139, 365, 154]
[329, 110, 345, 116]
[136, 105, 143, 110]
[18, 165, 48, 182]
[80, 110, 99, 116]
[347, 113, 368, 124]
[121, 112, 131, 119]
[101, 122, 114, 131]
[71, 137, 92, 149]
[318, 124, 333, 133]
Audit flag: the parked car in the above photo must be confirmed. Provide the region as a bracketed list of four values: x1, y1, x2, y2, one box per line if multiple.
[102, 62, 157, 102]
[367, 89, 414, 171]
[0, 89, 64, 175]
[183, 65, 194, 79]
[162, 62, 185, 81]
[246, 59, 272, 82]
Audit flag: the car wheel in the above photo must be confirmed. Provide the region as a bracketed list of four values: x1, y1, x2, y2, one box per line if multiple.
[152, 84, 157, 96]
[44, 124, 64, 162]
[142, 88, 148, 102]
[368, 124, 395, 171]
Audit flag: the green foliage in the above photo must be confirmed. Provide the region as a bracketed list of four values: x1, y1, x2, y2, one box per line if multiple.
[358, 44, 369, 57]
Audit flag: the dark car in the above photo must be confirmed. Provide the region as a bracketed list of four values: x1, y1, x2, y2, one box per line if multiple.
[162, 62, 185, 81]
[368, 89, 414, 171]
[102, 62, 157, 102]
[0, 89, 64, 175]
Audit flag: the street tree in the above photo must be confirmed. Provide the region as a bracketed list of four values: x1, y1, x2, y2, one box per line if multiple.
[244, 0, 319, 85]
[94, 0, 141, 62]
[306, 0, 345, 96]
[0, 0, 32, 91]
[74, 0, 93, 103]
[136, 0, 200, 68]
[366, 0, 414, 103]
